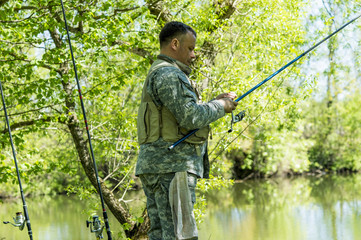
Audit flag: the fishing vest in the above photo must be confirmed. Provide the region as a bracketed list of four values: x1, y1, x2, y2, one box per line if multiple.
[137, 58, 209, 145]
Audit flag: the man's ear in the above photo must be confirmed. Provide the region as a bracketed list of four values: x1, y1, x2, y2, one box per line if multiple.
[170, 38, 179, 51]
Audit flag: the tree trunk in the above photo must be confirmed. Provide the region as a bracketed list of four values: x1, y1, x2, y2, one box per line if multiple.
[59, 63, 149, 239]
[326, 24, 335, 109]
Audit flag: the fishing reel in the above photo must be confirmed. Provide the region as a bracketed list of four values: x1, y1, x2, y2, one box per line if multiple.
[228, 110, 246, 133]
[3, 212, 25, 230]
[86, 215, 104, 239]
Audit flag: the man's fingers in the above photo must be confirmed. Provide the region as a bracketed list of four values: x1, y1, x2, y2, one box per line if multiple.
[232, 101, 238, 110]
[228, 92, 237, 100]
[219, 97, 238, 113]
[217, 92, 237, 100]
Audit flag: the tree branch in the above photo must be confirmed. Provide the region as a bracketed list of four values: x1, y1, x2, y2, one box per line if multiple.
[0, 11, 48, 23]
[0, 52, 60, 73]
[111, 39, 155, 61]
[0, 104, 61, 118]
[0, 0, 9, 7]
[145, 0, 172, 22]
[14, 6, 38, 11]
[48, 4, 84, 34]
[195, 0, 242, 90]
[1, 116, 61, 134]
[93, 5, 140, 20]
[0, 39, 44, 48]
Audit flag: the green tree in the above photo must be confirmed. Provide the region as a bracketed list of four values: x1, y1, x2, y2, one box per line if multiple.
[206, 0, 310, 177]
[0, 0, 251, 238]
[304, 0, 361, 172]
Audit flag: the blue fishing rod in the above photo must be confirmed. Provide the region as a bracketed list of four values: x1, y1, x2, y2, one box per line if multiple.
[168, 14, 361, 150]
[1, 80, 33, 240]
[60, 0, 112, 239]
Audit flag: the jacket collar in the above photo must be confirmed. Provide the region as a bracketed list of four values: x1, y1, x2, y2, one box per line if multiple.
[157, 54, 192, 76]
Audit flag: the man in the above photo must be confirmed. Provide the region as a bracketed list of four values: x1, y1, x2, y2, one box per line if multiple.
[136, 21, 238, 240]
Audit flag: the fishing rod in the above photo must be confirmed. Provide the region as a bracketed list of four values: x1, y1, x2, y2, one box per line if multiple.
[60, 1, 112, 239]
[168, 14, 361, 150]
[1, 80, 33, 240]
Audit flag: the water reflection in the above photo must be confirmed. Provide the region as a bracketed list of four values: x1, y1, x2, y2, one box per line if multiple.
[1, 175, 361, 240]
[199, 175, 361, 240]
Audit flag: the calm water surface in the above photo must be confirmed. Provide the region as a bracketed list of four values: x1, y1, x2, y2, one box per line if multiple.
[198, 174, 361, 240]
[0, 194, 127, 240]
[1, 175, 361, 240]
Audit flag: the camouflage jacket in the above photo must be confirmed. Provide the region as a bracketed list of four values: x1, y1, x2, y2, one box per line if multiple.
[135, 54, 225, 178]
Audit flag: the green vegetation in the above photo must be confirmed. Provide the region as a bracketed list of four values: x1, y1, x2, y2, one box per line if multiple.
[0, 0, 361, 238]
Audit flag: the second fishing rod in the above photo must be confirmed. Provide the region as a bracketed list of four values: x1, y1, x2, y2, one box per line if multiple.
[168, 14, 361, 150]
[60, 0, 112, 239]
[1, 79, 33, 240]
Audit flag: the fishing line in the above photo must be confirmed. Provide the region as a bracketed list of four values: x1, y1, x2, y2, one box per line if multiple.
[210, 66, 294, 160]
[0, 80, 33, 240]
[59, 1, 112, 239]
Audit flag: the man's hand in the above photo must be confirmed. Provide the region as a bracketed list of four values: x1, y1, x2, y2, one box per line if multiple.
[216, 92, 237, 100]
[217, 92, 238, 113]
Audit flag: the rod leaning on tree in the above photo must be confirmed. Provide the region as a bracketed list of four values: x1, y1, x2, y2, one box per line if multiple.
[135, 21, 238, 240]
[60, 0, 112, 239]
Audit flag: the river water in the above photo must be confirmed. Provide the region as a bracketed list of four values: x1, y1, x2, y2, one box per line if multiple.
[1, 174, 361, 240]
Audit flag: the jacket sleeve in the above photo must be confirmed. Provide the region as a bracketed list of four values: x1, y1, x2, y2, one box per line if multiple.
[149, 67, 225, 130]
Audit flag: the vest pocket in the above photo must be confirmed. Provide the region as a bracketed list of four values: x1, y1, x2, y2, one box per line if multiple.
[160, 107, 210, 144]
[179, 125, 210, 144]
[137, 102, 160, 144]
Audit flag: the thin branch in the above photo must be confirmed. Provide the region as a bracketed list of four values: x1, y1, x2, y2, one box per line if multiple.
[49, 5, 84, 34]
[0, 39, 44, 49]
[111, 39, 155, 61]
[0, 11, 48, 23]
[145, 0, 172, 22]
[93, 5, 140, 20]
[0, 52, 60, 73]
[83, 77, 116, 96]
[0, 104, 61, 117]
[210, 66, 295, 159]
[122, 83, 137, 108]
[14, 6, 37, 10]
[1, 116, 64, 134]
[0, 0, 10, 7]
[110, 164, 133, 193]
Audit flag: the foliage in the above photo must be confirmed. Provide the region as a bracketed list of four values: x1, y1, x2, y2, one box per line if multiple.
[203, 0, 312, 177]
[195, 175, 234, 224]
[300, 0, 361, 173]
[306, 91, 361, 172]
[221, 0, 361, 178]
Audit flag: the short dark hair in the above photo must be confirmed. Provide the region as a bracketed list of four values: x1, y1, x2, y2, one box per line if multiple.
[159, 21, 196, 48]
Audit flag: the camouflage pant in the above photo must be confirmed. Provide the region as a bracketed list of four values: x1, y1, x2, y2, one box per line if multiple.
[139, 172, 198, 240]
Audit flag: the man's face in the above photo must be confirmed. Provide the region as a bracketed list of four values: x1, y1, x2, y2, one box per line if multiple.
[175, 31, 196, 66]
